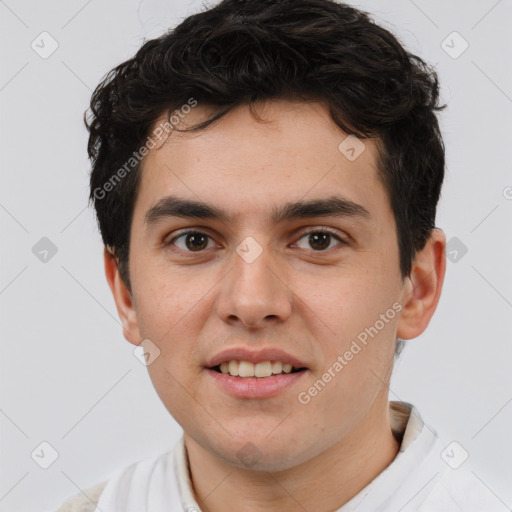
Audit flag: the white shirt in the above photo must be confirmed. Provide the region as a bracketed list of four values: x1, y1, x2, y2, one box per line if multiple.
[59, 401, 501, 511]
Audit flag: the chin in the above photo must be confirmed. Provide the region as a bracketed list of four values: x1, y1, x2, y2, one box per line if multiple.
[203, 431, 318, 473]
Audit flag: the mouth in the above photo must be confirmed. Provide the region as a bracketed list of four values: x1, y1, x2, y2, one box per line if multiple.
[204, 348, 310, 397]
[205, 361, 309, 399]
[209, 360, 308, 379]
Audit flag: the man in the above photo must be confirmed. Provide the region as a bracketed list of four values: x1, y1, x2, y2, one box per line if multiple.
[56, 0, 498, 510]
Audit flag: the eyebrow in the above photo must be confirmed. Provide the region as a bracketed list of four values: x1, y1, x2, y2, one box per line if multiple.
[144, 194, 372, 228]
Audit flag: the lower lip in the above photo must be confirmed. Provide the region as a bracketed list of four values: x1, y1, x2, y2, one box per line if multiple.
[205, 368, 308, 399]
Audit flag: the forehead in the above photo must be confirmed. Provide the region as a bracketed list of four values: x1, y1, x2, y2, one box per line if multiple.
[133, 99, 389, 228]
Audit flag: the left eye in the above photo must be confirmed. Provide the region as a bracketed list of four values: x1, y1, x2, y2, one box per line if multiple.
[294, 229, 346, 251]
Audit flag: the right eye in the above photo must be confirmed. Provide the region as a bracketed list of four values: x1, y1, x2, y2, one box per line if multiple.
[165, 230, 216, 253]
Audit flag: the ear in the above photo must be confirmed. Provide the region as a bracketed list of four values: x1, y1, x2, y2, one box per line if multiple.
[103, 247, 141, 346]
[396, 229, 446, 340]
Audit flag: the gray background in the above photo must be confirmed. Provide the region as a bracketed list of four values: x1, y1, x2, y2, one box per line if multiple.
[0, 0, 511, 510]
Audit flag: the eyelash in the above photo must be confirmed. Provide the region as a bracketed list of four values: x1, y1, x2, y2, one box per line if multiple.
[164, 227, 348, 255]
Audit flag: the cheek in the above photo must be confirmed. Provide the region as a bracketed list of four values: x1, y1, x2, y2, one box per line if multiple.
[135, 267, 199, 334]
[146, 358, 206, 432]
[292, 269, 374, 336]
[296, 265, 398, 368]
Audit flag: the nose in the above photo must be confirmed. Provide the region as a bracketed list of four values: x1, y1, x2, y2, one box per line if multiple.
[215, 240, 292, 329]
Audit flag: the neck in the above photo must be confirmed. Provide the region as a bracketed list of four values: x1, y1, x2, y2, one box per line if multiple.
[184, 399, 401, 512]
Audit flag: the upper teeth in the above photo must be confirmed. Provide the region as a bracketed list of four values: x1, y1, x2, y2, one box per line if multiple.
[218, 360, 294, 378]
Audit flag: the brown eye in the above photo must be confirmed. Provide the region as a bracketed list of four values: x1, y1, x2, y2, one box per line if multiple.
[308, 232, 331, 251]
[167, 231, 213, 252]
[295, 229, 347, 251]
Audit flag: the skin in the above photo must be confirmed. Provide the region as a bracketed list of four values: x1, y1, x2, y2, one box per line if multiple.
[104, 99, 446, 512]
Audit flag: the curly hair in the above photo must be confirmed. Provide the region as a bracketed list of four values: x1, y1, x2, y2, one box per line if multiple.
[85, 0, 446, 357]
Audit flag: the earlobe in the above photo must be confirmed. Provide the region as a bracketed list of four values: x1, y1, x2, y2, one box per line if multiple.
[396, 229, 446, 340]
[103, 248, 142, 346]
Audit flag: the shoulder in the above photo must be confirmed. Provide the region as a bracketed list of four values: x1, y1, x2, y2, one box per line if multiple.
[54, 480, 108, 512]
[418, 466, 502, 512]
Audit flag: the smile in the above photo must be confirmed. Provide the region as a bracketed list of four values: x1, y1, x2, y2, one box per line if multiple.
[211, 360, 306, 378]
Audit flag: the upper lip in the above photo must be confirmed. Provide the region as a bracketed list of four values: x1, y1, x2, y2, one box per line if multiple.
[206, 347, 308, 369]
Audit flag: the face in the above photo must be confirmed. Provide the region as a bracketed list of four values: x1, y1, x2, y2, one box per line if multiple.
[118, 100, 412, 471]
